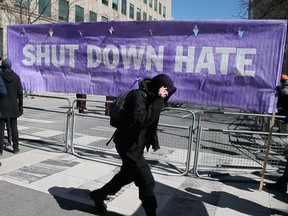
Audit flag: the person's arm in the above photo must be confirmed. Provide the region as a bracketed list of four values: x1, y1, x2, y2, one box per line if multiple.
[128, 87, 168, 129]
[0, 75, 7, 96]
[17, 76, 23, 116]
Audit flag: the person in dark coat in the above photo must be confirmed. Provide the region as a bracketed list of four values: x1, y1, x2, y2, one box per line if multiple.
[89, 74, 176, 215]
[266, 74, 288, 192]
[276, 74, 288, 119]
[0, 58, 23, 156]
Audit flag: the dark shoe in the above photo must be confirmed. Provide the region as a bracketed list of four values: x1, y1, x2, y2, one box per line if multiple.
[13, 148, 20, 154]
[266, 182, 287, 193]
[79, 109, 84, 113]
[89, 189, 107, 213]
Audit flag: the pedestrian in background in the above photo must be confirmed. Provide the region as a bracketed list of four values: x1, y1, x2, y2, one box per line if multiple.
[0, 57, 12, 148]
[0, 58, 23, 156]
[276, 74, 288, 124]
[89, 74, 176, 215]
[266, 74, 288, 193]
[76, 93, 87, 113]
[0, 63, 6, 167]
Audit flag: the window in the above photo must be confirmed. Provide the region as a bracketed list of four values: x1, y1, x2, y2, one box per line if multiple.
[58, 0, 69, 22]
[143, 0, 147, 4]
[143, 11, 147, 20]
[136, 8, 141, 20]
[14, 0, 29, 8]
[154, 0, 157, 12]
[75, 5, 84, 22]
[159, 2, 162, 15]
[129, 3, 134, 19]
[101, 16, 109, 22]
[89, 11, 97, 22]
[163, 6, 166, 17]
[149, 0, 152, 8]
[112, 0, 118, 10]
[39, 0, 51, 16]
[149, 15, 152, 20]
[102, 0, 108, 6]
[121, 0, 127, 15]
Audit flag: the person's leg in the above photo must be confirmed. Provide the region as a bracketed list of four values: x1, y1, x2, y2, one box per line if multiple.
[77, 94, 87, 113]
[266, 159, 288, 192]
[278, 159, 288, 183]
[6, 118, 12, 146]
[90, 157, 134, 213]
[82, 94, 87, 110]
[10, 118, 20, 154]
[134, 157, 157, 216]
[76, 94, 80, 108]
[0, 119, 5, 156]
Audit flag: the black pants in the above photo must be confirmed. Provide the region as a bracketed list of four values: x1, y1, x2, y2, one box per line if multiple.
[278, 159, 288, 183]
[99, 147, 157, 215]
[76, 94, 87, 110]
[0, 118, 19, 153]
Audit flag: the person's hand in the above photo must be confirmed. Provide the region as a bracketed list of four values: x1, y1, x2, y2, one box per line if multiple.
[158, 86, 168, 98]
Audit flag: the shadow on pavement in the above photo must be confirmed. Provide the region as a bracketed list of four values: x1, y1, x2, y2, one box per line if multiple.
[185, 187, 275, 215]
[48, 186, 124, 216]
[189, 174, 288, 215]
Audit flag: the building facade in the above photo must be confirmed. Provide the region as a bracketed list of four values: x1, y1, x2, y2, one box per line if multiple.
[0, 0, 172, 57]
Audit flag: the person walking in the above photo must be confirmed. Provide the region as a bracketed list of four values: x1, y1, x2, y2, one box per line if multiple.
[0, 58, 23, 156]
[89, 74, 176, 215]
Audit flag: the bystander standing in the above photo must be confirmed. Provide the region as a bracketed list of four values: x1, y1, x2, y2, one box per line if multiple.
[0, 58, 23, 157]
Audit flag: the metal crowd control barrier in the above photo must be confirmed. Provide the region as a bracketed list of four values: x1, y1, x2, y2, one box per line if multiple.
[70, 98, 196, 176]
[21, 94, 72, 152]
[193, 110, 288, 181]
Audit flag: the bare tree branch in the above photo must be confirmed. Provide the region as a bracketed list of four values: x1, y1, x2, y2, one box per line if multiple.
[238, 0, 288, 19]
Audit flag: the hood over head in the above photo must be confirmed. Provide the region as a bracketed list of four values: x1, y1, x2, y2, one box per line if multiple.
[138, 77, 151, 92]
[148, 74, 176, 101]
[1, 58, 12, 70]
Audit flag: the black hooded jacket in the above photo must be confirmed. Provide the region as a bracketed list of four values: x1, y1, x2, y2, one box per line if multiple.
[113, 74, 176, 161]
[0, 68, 23, 118]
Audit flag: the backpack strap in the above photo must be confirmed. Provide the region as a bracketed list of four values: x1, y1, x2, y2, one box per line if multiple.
[106, 131, 115, 146]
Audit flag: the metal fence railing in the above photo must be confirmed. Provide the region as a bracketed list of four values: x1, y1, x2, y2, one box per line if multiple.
[193, 111, 288, 181]
[19, 94, 288, 180]
[70, 99, 196, 176]
[20, 94, 72, 152]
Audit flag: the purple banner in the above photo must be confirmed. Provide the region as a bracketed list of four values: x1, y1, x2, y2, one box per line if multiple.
[7, 20, 287, 113]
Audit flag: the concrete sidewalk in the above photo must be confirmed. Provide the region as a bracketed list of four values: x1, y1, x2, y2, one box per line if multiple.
[0, 145, 287, 216]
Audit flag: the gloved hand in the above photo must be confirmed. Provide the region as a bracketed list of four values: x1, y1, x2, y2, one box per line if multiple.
[19, 106, 23, 116]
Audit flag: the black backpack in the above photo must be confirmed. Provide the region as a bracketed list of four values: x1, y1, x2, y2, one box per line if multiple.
[109, 90, 131, 128]
[106, 78, 141, 145]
